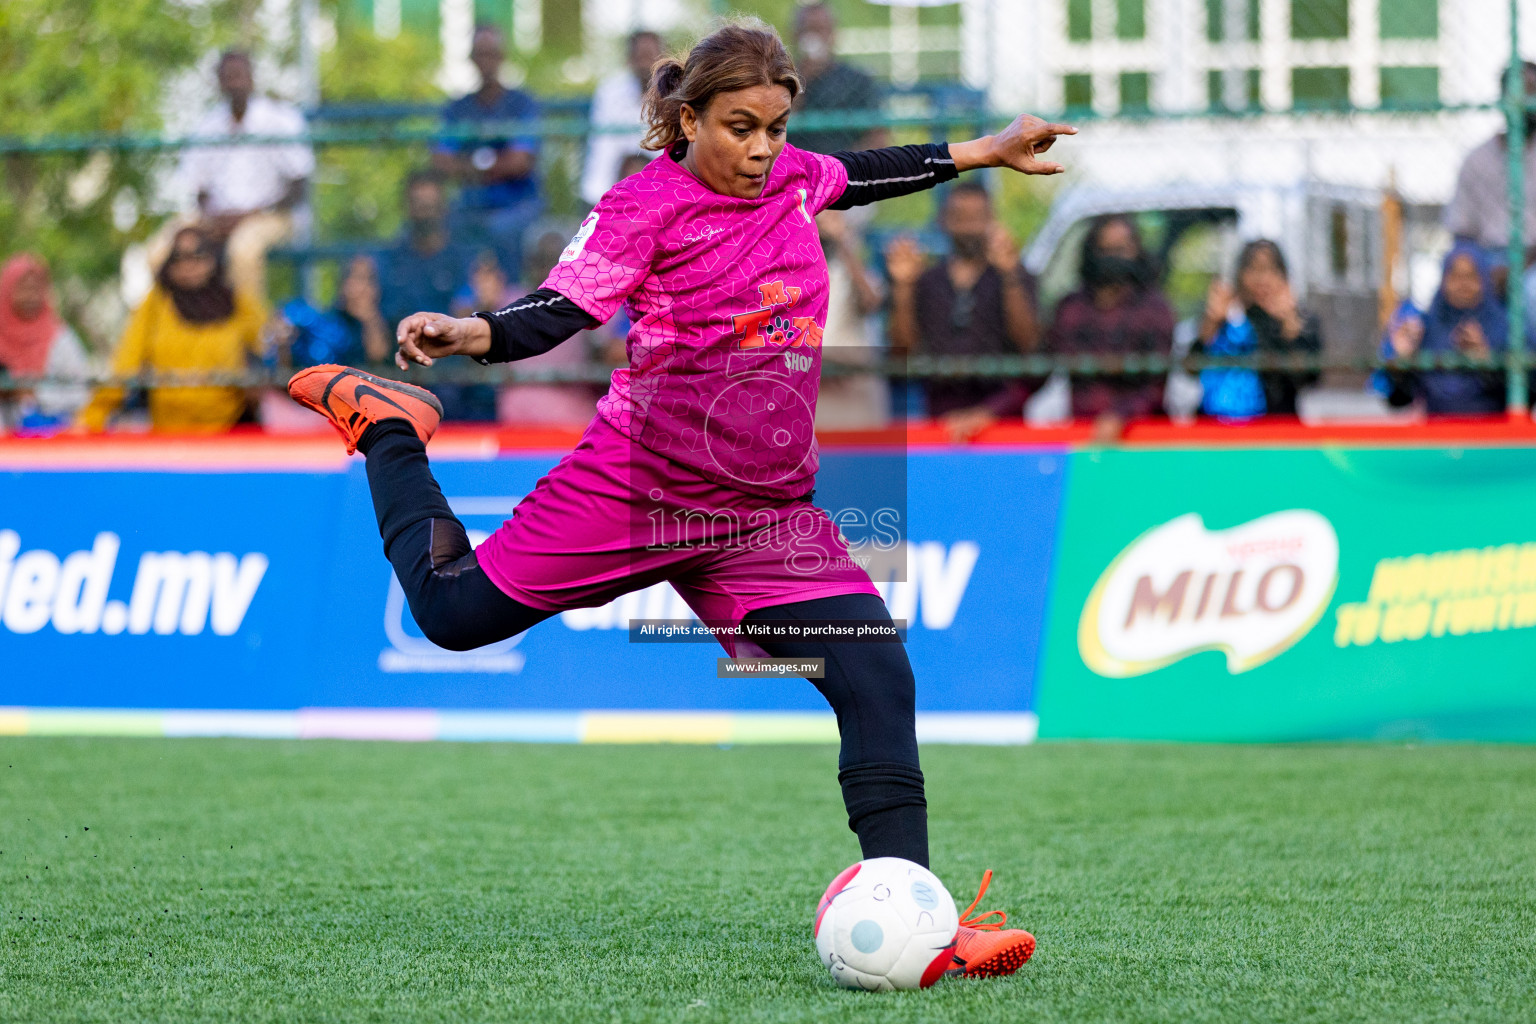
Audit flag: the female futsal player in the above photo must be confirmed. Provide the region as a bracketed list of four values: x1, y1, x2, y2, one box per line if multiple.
[288, 22, 1073, 979]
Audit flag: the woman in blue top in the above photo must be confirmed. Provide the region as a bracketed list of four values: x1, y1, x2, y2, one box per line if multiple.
[1379, 244, 1508, 414]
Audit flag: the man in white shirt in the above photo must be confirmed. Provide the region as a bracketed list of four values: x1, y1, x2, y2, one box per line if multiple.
[178, 50, 314, 302]
[1445, 61, 1536, 256]
[579, 31, 664, 206]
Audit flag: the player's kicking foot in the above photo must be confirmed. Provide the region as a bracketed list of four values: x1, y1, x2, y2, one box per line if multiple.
[287, 364, 442, 455]
[946, 869, 1036, 979]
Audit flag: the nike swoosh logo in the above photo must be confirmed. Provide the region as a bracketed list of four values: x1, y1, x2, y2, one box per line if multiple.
[350, 382, 412, 416]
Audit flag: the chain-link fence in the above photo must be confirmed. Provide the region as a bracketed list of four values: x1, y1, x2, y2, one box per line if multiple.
[0, 0, 1531, 433]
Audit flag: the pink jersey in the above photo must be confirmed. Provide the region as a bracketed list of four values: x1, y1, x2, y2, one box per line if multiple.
[543, 144, 849, 499]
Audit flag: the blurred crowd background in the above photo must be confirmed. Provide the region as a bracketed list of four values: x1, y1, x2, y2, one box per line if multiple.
[2, 0, 1534, 442]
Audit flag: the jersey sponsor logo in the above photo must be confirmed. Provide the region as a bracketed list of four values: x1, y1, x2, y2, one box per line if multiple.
[0, 529, 267, 637]
[796, 187, 812, 223]
[1078, 511, 1339, 677]
[680, 223, 722, 245]
[559, 211, 600, 262]
[732, 278, 824, 353]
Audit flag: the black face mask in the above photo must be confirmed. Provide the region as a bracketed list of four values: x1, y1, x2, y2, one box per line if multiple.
[1087, 252, 1142, 287]
[951, 233, 987, 261]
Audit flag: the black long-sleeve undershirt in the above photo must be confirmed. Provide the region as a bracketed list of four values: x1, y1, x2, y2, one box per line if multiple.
[827, 143, 959, 209]
[473, 289, 597, 365]
[473, 144, 960, 364]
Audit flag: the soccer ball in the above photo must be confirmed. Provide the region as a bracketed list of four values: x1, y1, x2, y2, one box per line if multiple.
[813, 857, 959, 991]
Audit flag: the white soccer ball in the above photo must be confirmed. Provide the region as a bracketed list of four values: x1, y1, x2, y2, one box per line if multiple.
[813, 857, 959, 991]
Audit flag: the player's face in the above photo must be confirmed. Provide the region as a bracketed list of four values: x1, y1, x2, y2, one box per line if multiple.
[1238, 249, 1285, 306]
[942, 193, 992, 255]
[471, 30, 505, 87]
[629, 34, 663, 80]
[218, 56, 253, 106]
[1095, 219, 1139, 259]
[1443, 253, 1483, 310]
[681, 85, 793, 200]
[166, 235, 217, 291]
[8, 268, 47, 321]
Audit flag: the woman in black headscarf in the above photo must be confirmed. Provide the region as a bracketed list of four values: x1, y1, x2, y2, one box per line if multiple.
[1046, 214, 1175, 442]
[81, 226, 268, 432]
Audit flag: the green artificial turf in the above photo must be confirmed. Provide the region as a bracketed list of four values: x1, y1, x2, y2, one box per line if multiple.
[2, 739, 1534, 1023]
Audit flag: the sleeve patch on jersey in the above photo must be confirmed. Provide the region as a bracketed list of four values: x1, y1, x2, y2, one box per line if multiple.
[560, 211, 600, 262]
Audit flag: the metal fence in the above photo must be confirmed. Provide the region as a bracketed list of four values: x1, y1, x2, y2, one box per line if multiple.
[0, 0, 1531, 427]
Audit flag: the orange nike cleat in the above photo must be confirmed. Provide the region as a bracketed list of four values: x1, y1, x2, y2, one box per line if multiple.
[287, 364, 442, 455]
[946, 869, 1036, 979]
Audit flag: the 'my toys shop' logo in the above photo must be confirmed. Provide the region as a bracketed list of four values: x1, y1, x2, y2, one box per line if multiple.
[732, 280, 824, 371]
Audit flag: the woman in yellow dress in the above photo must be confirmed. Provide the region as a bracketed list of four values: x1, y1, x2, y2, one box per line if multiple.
[82, 226, 268, 432]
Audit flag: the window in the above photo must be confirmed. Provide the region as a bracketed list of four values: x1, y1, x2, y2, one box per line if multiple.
[1292, 67, 1351, 109]
[1065, 74, 1093, 113]
[1205, 0, 1258, 42]
[1117, 0, 1146, 40]
[1380, 67, 1439, 108]
[1068, 0, 1092, 41]
[1121, 72, 1151, 112]
[1206, 69, 1261, 110]
[1292, 0, 1348, 40]
[1381, 0, 1437, 40]
[472, 0, 509, 33]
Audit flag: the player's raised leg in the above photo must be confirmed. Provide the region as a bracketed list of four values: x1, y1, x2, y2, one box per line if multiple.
[288, 364, 553, 650]
[742, 591, 1035, 978]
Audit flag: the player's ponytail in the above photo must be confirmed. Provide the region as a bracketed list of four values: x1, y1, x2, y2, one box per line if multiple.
[641, 20, 802, 153]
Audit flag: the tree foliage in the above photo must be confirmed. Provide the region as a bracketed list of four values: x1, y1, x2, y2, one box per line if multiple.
[0, 0, 262, 340]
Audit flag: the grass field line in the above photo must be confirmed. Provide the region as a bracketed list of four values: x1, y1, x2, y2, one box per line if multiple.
[0, 707, 1039, 744]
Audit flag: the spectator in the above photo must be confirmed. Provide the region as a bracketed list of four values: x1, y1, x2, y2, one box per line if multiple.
[791, 2, 886, 155]
[376, 171, 477, 327]
[886, 182, 1039, 440]
[178, 50, 314, 303]
[459, 232, 604, 426]
[80, 227, 267, 433]
[434, 23, 543, 274]
[276, 254, 391, 368]
[1446, 61, 1536, 256]
[1048, 214, 1175, 443]
[377, 171, 489, 421]
[1378, 244, 1509, 414]
[0, 253, 91, 433]
[617, 153, 653, 184]
[815, 209, 888, 430]
[581, 30, 664, 206]
[1196, 239, 1323, 419]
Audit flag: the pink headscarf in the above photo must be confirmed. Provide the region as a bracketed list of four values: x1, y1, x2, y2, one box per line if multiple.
[0, 254, 62, 376]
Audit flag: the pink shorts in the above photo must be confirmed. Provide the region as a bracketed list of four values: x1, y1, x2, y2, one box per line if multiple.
[475, 415, 879, 655]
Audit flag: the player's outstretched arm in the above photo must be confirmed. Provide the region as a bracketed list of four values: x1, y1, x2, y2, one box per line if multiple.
[826, 116, 1076, 211]
[394, 312, 492, 369]
[949, 114, 1078, 176]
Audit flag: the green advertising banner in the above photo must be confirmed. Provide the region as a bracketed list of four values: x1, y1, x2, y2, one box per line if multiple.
[1037, 446, 1536, 741]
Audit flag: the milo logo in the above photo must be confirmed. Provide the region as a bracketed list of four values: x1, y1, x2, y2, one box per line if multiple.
[1078, 511, 1339, 676]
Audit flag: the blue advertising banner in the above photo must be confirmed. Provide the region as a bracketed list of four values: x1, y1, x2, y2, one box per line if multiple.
[0, 447, 1064, 732]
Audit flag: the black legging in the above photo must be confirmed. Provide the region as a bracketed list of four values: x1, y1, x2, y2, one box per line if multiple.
[362, 421, 928, 866]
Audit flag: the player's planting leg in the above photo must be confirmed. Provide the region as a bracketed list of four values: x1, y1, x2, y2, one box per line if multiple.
[288, 365, 552, 650]
[742, 593, 928, 864]
[739, 593, 919, 857]
[743, 591, 1035, 979]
